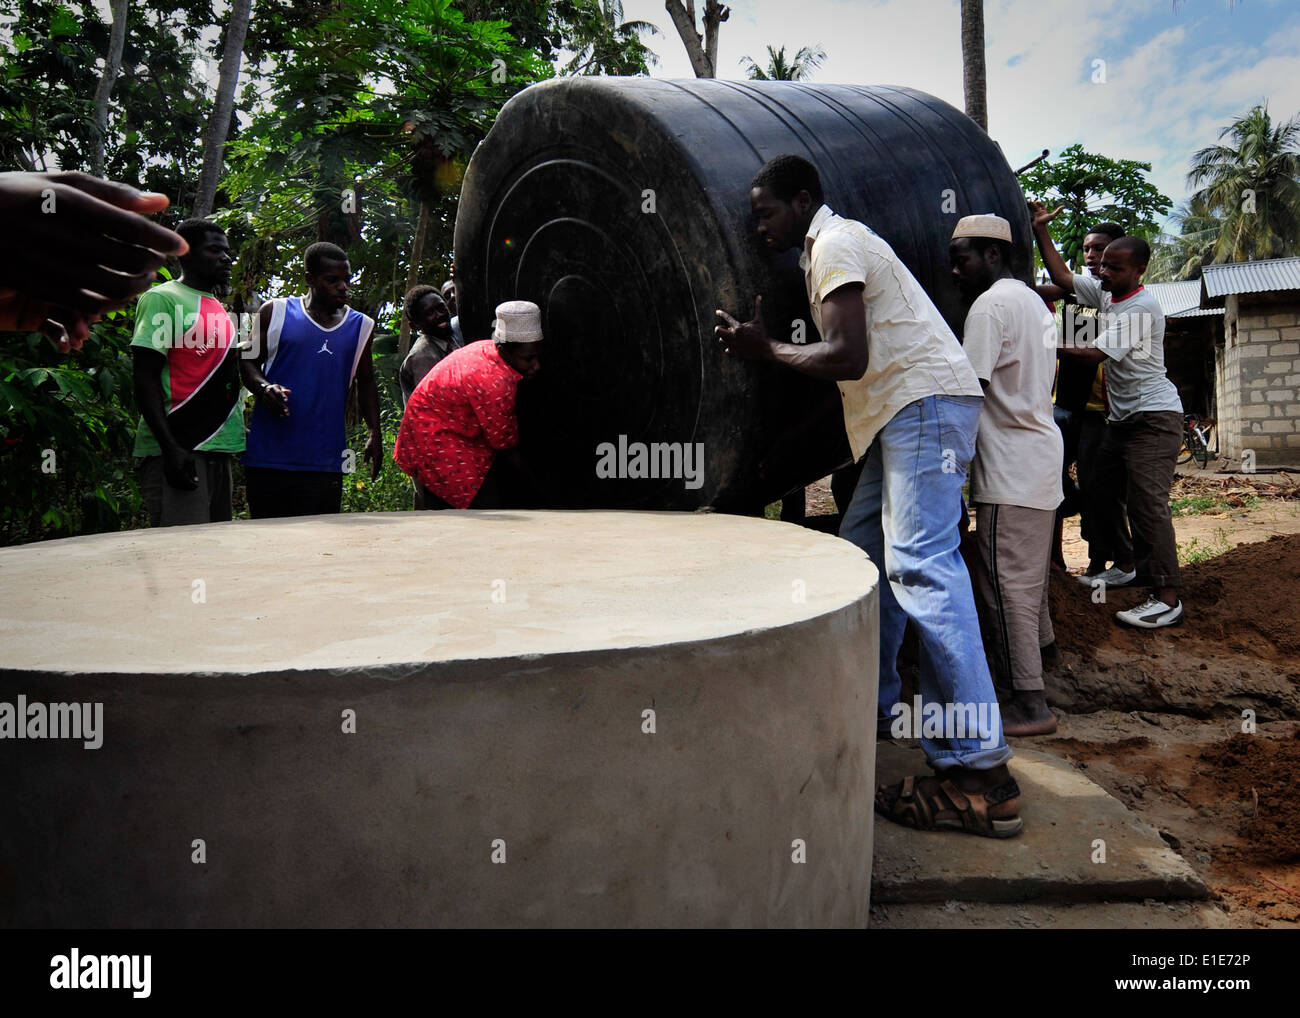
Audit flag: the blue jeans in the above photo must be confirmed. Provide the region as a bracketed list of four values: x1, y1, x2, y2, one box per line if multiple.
[839, 395, 1011, 770]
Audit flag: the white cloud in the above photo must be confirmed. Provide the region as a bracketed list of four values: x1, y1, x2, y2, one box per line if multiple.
[620, 0, 1300, 225]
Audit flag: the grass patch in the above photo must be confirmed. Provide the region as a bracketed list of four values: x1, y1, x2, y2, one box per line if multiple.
[340, 425, 414, 513]
[1178, 527, 1233, 564]
[1171, 493, 1262, 517]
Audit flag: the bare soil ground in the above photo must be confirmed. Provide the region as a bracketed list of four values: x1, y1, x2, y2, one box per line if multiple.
[1062, 468, 1300, 570]
[1037, 712, 1300, 928]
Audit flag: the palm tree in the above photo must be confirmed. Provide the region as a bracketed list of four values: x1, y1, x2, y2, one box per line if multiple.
[739, 44, 826, 81]
[961, 0, 987, 131]
[1187, 102, 1300, 263]
[1147, 196, 1224, 281]
[562, 0, 661, 76]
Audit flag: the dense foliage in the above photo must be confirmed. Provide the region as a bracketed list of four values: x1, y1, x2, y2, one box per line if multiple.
[1019, 143, 1172, 270]
[1, 0, 655, 543]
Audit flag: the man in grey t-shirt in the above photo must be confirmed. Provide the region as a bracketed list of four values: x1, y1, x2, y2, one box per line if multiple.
[1031, 201, 1183, 629]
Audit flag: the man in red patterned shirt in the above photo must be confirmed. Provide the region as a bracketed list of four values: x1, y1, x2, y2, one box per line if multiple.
[394, 300, 543, 509]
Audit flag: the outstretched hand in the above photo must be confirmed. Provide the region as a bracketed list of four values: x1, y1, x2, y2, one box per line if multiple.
[0, 171, 187, 352]
[1027, 200, 1065, 231]
[714, 295, 772, 361]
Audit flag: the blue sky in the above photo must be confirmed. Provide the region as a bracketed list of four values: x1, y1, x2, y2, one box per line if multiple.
[620, 0, 1300, 226]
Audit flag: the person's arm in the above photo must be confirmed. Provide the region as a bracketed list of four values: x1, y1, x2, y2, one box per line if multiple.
[473, 378, 520, 452]
[132, 348, 198, 490]
[398, 355, 415, 407]
[715, 285, 868, 380]
[1028, 201, 1074, 291]
[1036, 282, 1068, 302]
[1058, 345, 1106, 365]
[960, 302, 1000, 387]
[355, 330, 383, 480]
[238, 301, 290, 416]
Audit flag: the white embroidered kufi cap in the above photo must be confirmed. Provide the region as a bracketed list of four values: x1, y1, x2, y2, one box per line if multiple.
[492, 300, 543, 344]
[951, 213, 1012, 243]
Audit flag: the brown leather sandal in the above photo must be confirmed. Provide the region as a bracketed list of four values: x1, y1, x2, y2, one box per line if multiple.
[874, 773, 1024, 838]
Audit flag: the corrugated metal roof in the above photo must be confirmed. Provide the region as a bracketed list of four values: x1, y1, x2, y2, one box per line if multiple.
[1201, 257, 1300, 299]
[1169, 306, 1223, 319]
[1145, 280, 1203, 317]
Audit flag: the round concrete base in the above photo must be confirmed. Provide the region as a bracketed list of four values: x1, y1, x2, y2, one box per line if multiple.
[0, 511, 878, 927]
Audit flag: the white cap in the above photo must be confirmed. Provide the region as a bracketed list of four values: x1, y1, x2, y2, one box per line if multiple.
[492, 300, 543, 344]
[952, 213, 1012, 244]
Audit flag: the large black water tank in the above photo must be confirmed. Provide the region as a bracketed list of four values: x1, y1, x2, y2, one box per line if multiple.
[454, 78, 1031, 510]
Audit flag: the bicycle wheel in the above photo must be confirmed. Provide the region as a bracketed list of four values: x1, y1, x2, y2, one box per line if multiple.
[1191, 430, 1209, 468]
[1177, 437, 1194, 464]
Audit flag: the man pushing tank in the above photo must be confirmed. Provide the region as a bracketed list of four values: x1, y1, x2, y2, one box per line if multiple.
[715, 154, 1023, 838]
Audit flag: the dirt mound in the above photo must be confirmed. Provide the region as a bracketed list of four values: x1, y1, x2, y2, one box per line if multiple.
[1182, 534, 1300, 657]
[1048, 566, 1119, 657]
[1052, 533, 1300, 661]
[1199, 730, 1300, 864]
[1044, 535, 1300, 718]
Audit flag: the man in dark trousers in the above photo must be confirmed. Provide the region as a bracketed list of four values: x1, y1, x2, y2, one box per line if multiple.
[1032, 202, 1184, 629]
[239, 242, 382, 518]
[131, 219, 244, 526]
[1039, 220, 1131, 578]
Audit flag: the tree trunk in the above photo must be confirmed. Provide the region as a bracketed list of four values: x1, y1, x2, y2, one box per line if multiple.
[664, 0, 725, 77]
[193, 0, 253, 218]
[398, 201, 430, 360]
[90, 0, 129, 178]
[702, 1, 729, 78]
[960, 0, 987, 131]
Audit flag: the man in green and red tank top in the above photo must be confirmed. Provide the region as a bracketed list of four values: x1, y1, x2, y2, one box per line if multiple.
[130, 219, 245, 526]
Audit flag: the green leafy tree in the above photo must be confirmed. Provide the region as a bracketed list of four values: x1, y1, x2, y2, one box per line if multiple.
[223, 0, 549, 319]
[739, 44, 826, 81]
[1019, 143, 1172, 268]
[0, 304, 145, 544]
[1187, 102, 1300, 264]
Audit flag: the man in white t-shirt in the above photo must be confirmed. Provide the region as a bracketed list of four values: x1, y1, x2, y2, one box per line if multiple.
[716, 155, 1023, 839]
[1031, 202, 1184, 629]
[950, 214, 1063, 736]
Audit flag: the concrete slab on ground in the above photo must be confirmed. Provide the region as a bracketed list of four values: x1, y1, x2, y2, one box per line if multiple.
[872, 742, 1209, 904]
[870, 900, 1232, 929]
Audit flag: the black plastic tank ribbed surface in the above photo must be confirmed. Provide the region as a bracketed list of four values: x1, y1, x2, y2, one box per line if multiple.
[454, 77, 1031, 510]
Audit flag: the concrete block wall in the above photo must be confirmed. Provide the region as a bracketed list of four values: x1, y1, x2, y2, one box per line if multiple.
[1216, 294, 1243, 461]
[1217, 294, 1300, 467]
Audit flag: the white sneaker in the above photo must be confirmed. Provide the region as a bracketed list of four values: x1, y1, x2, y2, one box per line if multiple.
[1116, 597, 1184, 629]
[1077, 566, 1137, 587]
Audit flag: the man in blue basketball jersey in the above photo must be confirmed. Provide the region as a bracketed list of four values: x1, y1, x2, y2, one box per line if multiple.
[240, 242, 382, 518]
